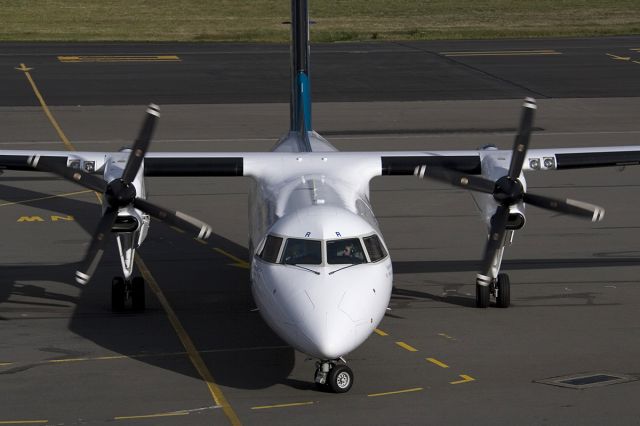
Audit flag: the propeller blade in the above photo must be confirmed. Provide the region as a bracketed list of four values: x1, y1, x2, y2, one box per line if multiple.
[75, 208, 118, 285]
[133, 198, 212, 240]
[523, 192, 605, 222]
[414, 165, 495, 194]
[477, 204, 510, 284]
[507, 98, 536, 180]
[121, 104, 160, 183]
[28, 155, 106, 193]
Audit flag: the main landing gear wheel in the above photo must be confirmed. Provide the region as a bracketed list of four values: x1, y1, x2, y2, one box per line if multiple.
[111, 277, 125, 312]
[476, 283, 490, 308]
[111, 276, 146, 312]
[131, 276, 146, 311]
[495, 273, 511, 308]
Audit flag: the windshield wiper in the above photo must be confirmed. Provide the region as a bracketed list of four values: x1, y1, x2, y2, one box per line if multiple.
[329, 263, 362, 275]
[284, 263, 320, 275]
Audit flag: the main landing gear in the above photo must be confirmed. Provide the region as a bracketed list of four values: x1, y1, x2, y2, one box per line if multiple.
[476, 272, 510, 308]
[111, 276, 145, 312]
[314, 360, 354, 393]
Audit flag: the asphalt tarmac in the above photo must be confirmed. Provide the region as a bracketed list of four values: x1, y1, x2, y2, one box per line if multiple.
[1, 38, 640, 425]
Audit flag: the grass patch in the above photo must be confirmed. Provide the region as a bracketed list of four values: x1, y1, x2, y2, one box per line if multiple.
[1, 0, 639, 42]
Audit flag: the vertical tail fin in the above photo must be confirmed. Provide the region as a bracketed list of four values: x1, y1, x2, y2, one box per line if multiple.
[290, 0, 312, 145]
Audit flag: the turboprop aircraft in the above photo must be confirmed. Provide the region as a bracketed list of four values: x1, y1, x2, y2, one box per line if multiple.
[2, 0, 640, 393]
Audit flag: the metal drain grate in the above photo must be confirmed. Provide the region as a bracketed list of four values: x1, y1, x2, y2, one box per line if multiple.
[535, 372, 637, 389]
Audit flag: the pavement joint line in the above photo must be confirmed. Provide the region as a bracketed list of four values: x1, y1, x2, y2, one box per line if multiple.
[250, 401, 314, 410]
[135, 256, 242, 426]
[0, 190, 93, 208]
[373, 328, 388, 336]
[395, 341, 418, 352]
[437, 333, 457, 341]
[426, 358, 449, 368]
[450, 374, 476, 385]
[368, 387, 423, 397]
[2, 345, 290, 368]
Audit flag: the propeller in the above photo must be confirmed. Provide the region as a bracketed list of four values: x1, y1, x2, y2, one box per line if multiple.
[414, 97, 605, 288]
[28, 104, 213, 285]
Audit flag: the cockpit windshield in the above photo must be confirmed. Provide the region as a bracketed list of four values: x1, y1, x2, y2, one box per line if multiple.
[281, 238, 322, 265]
[327, 238, 366, 265]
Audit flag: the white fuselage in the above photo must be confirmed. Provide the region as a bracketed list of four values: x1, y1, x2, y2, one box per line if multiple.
[248, 132, 393, 359]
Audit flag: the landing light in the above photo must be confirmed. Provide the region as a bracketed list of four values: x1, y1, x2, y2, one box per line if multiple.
[543, 157, 555, 169]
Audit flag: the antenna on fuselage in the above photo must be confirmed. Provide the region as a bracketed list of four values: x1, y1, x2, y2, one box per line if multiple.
[290, 0, 313, 152]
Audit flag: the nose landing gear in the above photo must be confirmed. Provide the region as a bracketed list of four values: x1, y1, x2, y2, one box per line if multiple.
[314, 360, 354, 393]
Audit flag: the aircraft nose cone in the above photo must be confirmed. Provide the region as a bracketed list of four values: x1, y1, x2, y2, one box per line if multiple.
[299, 310, 354, 359]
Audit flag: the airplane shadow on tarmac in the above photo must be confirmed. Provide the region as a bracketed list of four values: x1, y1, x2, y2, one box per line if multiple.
[0, 181, 295, 390]
[391, 257, 640, 308]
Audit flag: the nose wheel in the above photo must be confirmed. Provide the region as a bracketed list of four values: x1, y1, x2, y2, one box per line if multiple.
[111, 276, 146, 312]
[314, 360, 354, 393]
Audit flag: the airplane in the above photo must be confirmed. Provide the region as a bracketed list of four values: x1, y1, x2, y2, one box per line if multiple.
[1, 0, 640, 393]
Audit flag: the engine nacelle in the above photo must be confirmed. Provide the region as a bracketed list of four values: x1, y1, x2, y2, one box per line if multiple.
[473, 145, 527, 231]
[112, 214, 140, 232]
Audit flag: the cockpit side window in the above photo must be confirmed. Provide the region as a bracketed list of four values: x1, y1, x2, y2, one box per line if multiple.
[363, 234, 388, 262]
[259, 235, 283, 263]
[327, 238, 367, 264]
[281, 238, 322, 265]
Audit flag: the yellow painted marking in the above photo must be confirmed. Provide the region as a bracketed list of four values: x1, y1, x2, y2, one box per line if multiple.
[373, 328, 388, 336]
[251, 401, 314, 410]
[0, 422, 48, 425]
[48, 357, 88, 363]
[195, 238, 208, 245]
[395, 341, 418, 352]
[58, 55, 181, 63]
[606, 53, 631, 61]
[441, 49, 561, 57]
[426, 358, 449, 368]
[135, 256, 242, 426]
[0, 190, 91, 207]
[16, 63, 76, 152]
[51, 215, 74, 221]
[115, 411, 189, 420]
[17, 216, 44, 222]
[450, 374, 476, 385]
[633, 61, 640, 65]
[0, 362, 13, 367]
[368, 387, 423, 397]
[213, 247, 250, 269]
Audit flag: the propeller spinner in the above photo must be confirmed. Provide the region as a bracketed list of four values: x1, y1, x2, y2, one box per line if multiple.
[414, 98, 605, 304]
[28, 104, 213, 285]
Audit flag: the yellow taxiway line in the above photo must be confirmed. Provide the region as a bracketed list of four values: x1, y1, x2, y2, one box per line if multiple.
[0, 421, 48, 425]
[58, 55, 181, 63]
[16, 66, 241, 426]
[368, 387, 423, 398]
[136, 257, 242, 425]
[426, 358, 449, 369]
[15, 63, 76, 152]
[395, 341, 418, 352]
[114, 411, 189, 420]
[373, 328, 388, 336]
[450, 374, 476, 385]
[0, 190, 93, 208]
[441, 49, 561, 57]
[251, 401, 314, 410]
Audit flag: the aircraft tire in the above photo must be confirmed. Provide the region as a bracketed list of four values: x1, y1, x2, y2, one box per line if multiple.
[496, 273, 510, 308]
[132, 276, 146, 311]
[111, 277, 125, 312]
[328, 364, 353, 393]
[476, 283, 490, 308]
